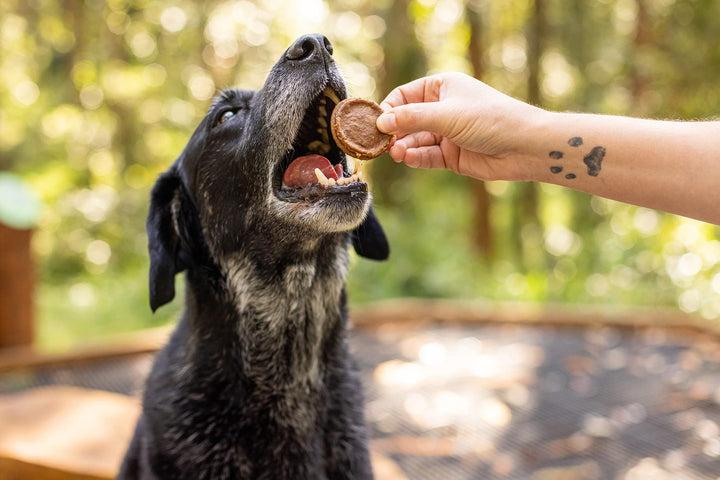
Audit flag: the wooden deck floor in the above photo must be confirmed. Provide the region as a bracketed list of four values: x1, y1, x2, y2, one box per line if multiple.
[355, 322, 720, 479]
[1, 306, 720, 479]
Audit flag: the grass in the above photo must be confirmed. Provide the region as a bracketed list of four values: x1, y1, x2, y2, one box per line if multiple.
[36, 264, 182, 351]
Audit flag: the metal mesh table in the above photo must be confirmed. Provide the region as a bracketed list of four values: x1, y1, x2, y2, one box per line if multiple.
[2, 322, 719, 479]
[354, 323, 720, 479]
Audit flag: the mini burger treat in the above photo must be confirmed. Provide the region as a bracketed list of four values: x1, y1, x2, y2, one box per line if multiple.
[330, 98, 392, 161]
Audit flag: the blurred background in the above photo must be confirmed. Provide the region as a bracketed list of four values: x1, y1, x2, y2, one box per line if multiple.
[3, 0, 720, 351]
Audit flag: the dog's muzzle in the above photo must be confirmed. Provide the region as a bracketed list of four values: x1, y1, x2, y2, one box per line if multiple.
[274, 35, 368, 204]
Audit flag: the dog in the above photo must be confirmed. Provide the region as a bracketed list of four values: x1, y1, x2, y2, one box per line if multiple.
[117, 34, 388, 480]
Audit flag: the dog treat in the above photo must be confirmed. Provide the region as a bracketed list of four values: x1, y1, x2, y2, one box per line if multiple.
[331, 98, 392, 161]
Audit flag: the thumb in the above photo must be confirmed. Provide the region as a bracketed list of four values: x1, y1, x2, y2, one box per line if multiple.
[376, 102, 452, 138]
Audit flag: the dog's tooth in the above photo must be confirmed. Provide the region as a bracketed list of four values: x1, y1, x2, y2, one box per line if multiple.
[328, 177, 336, 186]
[349, 158, 358, 174]
[317, 127, 330, 145]
[318, 116, 327, 128]
[308, 140, 330, 155]
[314, 168, 330, 185]
[323, 87, 341, 104]
[318, 104, 327, 118]
[337, 177, 345, 186]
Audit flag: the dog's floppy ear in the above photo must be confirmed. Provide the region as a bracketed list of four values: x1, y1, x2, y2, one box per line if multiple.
[352, 205, 389, 261]
[147, 171, 188, 312]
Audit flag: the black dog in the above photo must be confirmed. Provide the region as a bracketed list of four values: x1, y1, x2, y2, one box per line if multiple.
[117, 34, 388, 480]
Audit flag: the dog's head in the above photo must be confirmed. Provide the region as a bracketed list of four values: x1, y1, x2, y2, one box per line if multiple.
[146, 34, 389, 311]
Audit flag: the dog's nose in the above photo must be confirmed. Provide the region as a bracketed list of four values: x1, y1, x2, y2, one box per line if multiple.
[285, 34, 333, 63]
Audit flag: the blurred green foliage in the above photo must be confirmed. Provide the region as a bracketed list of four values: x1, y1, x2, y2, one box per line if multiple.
[2, 0, 720, 349]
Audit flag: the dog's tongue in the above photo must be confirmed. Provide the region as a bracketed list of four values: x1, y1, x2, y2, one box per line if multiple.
[283, 154, 343, 187]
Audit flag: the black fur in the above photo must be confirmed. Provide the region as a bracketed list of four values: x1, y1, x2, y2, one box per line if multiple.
[118, 34, 388, 480]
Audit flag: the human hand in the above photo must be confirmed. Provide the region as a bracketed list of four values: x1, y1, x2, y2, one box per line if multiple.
[376, 72, 545, 181]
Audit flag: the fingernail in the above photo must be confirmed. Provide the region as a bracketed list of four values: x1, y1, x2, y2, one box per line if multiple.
[376, 113, 397, 133]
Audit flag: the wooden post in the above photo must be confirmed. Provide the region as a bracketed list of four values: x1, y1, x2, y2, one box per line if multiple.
[0, 223, 34, 348]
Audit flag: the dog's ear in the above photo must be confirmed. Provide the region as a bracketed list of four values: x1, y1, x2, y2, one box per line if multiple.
[147, 171, 188, 312]
[352, 205, 389, 261]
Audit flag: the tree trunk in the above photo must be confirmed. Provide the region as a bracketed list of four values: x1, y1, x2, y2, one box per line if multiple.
[373, 0, 427, 206]
[63, 0, 84, 68]
[514, 0, 547, 270]
[568, 0, 589, 105]
[527, 0, 546, 107]
[565, 0, 600, 298]
[466, 0, 493, 259]
[631, 0, 651, 112]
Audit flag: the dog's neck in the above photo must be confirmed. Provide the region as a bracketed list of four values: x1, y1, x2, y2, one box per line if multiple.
[183, 233, 351, 388]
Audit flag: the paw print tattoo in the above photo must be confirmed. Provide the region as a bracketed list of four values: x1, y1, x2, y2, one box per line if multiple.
[583, 146, 606, 177]
[547, 137, 606, 179]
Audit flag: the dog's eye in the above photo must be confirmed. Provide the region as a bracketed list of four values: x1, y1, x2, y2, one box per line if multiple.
[216, 109, 237, 126]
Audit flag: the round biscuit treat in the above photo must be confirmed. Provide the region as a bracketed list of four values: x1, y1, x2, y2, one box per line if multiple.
[330, 98, 392, 161]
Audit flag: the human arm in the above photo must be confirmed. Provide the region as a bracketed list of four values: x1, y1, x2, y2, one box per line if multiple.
[376, 72, 720, 224]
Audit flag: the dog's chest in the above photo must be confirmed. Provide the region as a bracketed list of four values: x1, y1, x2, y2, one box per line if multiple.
[164, 403, 327, 479]
[225, 254, 347, 384]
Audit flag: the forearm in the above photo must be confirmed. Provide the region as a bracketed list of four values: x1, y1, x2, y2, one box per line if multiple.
[521, 112, 720, 224]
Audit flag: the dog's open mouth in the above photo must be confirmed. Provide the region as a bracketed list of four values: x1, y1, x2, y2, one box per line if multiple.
[275, 87, 367, 203]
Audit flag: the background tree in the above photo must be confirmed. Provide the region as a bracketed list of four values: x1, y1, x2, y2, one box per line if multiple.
[466, 0, 494, 258]
[2, 0, 720, 348]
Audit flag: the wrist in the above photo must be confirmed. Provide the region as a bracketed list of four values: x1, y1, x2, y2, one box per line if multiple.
[505, 106, 556, 182]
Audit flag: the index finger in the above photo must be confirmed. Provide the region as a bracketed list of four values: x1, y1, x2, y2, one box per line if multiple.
[379, 75, 444, 111]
